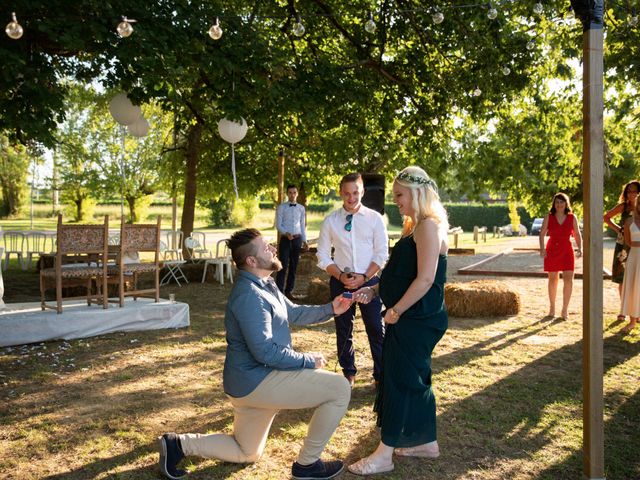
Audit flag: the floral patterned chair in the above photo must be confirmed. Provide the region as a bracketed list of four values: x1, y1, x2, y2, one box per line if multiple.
[108, 217, 161, 307]
[39, 215, 110, 314]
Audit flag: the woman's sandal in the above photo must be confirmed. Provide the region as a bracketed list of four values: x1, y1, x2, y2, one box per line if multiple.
[348, 457, 394, 476]
[620, 323, 636, 334]
[616, 314, 626, 322]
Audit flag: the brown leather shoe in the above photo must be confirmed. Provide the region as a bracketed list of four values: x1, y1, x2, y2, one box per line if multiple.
[345, 375, 355, 388]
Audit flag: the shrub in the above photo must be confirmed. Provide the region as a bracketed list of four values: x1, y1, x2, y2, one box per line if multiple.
[231, 196, 260, 227]
[208, 197, 234, 227]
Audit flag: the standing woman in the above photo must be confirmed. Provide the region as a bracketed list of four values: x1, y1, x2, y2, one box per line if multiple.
[539, 193, 583, 320]
[603, 180, 640, 322]
[347, 166, 449, 475]
[619, 198, 640, 333]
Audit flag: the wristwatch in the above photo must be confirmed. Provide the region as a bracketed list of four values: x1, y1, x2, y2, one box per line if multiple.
[363, 274, 369, 282]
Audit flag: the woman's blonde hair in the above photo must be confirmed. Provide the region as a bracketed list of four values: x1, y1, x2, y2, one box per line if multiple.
[394, 166, 449, 235]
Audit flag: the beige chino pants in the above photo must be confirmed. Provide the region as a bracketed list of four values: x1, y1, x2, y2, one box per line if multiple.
[179, 368, 351, 466]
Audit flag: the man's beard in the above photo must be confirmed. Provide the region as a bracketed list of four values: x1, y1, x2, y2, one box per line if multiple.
[256, 255, 282, 272]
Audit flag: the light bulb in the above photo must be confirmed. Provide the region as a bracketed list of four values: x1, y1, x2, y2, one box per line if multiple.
[431, 118, 439, 126]
[473, 87, 482, 97]
[630, 15, 639, 27]
[5, 12, 23, 40]
[208, 18, 222, 40]
[432, 12, 444, 24]
[293, 16, 305, 37]
[417, 128, 424, 136]
[526, 40, 535, 50]
[487, 7, 498, 20]
[383, 144, 389, 150]
[533, 3, 543, 15]
[364, 13, 376, 34]
[501, 66, 511, 75]
[117, 16, 136, 38]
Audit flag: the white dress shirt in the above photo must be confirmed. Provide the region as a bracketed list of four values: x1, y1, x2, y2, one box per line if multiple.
[276, 202, 306, 242]
[316, 205, 388, 274]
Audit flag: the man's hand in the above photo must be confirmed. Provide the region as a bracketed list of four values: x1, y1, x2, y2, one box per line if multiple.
[310, 352, 327, 369]
[286, 232, 294, 240]
[341, 272, 365, 290]
[332, 294, 353, 315]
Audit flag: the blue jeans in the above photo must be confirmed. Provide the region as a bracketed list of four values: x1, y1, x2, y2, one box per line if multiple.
[330, 276, 384, 381]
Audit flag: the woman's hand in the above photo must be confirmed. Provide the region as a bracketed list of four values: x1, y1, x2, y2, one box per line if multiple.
[575, 248, 582, 258]
[384, 307, 401, 324]
[540, 248, 546, 258]
[353, 286, 375, 304]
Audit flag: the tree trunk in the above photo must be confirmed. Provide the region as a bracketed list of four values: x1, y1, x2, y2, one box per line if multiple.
[75, 198, 83, 222]
[180, 122, 202, 255]
[127, 196, 137, 223]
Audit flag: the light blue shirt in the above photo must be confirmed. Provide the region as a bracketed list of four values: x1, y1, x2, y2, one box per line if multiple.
[223, 270, 334, 397]
[276, 202, 306, 242]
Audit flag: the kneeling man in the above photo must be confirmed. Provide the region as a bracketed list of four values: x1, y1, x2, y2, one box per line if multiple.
[158, 228, 352, 480]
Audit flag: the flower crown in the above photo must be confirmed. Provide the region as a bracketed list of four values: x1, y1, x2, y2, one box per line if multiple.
[396, 171, 437, 191]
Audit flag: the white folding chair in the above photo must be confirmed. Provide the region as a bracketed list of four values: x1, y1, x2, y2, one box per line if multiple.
[201, 239, 234, 285]
[160, 240, 188, 286]
[185, 231, 212, 262]
[2, 231, 25, 271]
[162, 230, 183, 260]
[25, 232, 49, 270]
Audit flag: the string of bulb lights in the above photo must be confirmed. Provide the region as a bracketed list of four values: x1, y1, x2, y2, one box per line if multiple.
[5, 2, 639, 41]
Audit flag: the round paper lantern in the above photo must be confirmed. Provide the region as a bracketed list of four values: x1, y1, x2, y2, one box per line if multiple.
[127, 116, 150, 137]
[218, 117, 248, 144]
[109, 93, 142, 125]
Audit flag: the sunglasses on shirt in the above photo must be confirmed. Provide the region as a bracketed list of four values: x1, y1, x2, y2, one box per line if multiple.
[345, 214, 353, 232]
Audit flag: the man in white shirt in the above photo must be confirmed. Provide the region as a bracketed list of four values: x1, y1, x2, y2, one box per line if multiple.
[317, 173, 389, 387]
[276, 185, 307, 299]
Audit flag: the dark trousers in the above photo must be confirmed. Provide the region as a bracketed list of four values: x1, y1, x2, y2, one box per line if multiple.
[276, 235, 302, 294]
[330, 276, 384, 381]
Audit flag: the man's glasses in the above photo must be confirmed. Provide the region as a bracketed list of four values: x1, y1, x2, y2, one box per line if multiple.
[344, 214, 353, 232]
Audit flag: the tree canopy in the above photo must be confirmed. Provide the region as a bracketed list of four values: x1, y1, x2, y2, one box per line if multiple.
[1, 1, 639, 221]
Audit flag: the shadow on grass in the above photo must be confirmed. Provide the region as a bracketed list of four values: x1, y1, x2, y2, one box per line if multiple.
[342, 321, 639, 479]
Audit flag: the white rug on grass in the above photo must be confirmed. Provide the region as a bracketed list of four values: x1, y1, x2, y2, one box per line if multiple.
[0, 298, 189, 347]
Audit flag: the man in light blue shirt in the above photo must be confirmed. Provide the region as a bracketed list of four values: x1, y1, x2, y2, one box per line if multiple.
[159, 228, 352, 480]
[275, 184, 307, 299]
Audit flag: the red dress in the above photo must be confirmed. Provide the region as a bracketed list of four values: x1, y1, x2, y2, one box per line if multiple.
[544, 213, 576, 272]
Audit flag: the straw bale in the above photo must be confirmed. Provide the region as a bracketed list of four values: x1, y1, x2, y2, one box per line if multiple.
[306, 276, 331, 304]
[445, 280, 520, 317]
[296, 253, 319, 275]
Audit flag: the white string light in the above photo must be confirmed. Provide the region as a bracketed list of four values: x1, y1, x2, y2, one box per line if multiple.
[208, 17, 223, 40]
[117, 16, 136, 38]
[293, 14, 305, 37]
[533, 3, 543, 15]
[487, 4, 498, 20]
[5, 12, 23, 39]
[432, 11, 444, 24]
[501, 66, 511, 76]
[364, 12, 376, 34]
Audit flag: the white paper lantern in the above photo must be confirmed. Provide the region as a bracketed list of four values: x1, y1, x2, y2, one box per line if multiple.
[218, 117, 248, 144]
[127, 116, 149, 137]
[109, 93, 142, 125]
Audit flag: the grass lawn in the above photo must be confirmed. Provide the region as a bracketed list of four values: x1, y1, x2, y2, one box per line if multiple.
[0, 237, 638, 479]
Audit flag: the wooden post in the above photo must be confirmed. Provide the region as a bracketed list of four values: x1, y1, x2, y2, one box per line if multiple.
[277, 149, 285, 205]
[577, 1, 605, 477]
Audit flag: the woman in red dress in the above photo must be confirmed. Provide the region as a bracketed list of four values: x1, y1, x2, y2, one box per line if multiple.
[539, 193, 583, 319]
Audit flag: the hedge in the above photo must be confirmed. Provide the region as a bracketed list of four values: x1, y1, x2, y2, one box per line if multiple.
[385, 203, 534, 231]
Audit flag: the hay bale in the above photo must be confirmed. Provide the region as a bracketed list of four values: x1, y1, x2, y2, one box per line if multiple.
[306, 276, 331, 304]
[445, 280, 520, 317]
[296, 253, 318, 275]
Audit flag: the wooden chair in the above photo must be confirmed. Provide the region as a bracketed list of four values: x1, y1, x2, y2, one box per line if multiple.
[109, 217, 161, 307]
[39, 215, 109, 314]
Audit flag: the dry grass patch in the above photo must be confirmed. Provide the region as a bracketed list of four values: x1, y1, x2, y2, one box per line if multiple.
[1, 237, 639, 479]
